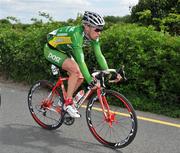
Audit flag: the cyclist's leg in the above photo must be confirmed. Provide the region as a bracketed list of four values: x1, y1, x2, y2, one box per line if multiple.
[62, 59, 83, 117]
[44, 44, 83, 98]
[62, 58, 84, 98]
[44, 44, 81, 117]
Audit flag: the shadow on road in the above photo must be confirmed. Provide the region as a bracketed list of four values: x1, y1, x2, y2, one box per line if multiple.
[0, 123, 123, 153]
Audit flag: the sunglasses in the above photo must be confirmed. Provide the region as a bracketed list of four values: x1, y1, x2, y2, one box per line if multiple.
[94, 28, 103, 32]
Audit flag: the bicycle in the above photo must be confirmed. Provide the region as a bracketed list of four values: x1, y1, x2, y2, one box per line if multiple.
[27, 66, 138, 149]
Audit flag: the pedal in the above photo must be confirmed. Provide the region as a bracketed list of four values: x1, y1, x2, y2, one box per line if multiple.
[63, 113, 75, 126]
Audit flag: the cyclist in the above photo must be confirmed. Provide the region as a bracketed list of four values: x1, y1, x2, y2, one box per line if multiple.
[44, 11, 121, 118]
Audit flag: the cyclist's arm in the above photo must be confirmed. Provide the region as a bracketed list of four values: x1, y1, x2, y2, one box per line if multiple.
[91, 40, 109, 70]
[73, 47, 93, 84]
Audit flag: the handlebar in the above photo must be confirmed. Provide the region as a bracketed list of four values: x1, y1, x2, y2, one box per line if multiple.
[92, 67, 127, 82]
[92, 69, 116, 78]
[91, 66, 127, 87]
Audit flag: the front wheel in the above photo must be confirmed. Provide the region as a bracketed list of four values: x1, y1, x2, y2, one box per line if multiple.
[86, 89, 138, 148]
[28, 80, 64, 130]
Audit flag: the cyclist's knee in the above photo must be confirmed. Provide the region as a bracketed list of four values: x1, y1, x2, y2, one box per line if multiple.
[78, 77, 84, 83]
[73, 69, 83, 79]
[62, 58, 84, 79]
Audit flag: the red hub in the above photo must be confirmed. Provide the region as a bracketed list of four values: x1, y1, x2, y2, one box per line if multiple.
[105, 112, 116, 127]
[42, 100, 52, 108]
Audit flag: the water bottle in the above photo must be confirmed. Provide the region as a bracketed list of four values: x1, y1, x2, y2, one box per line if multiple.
[74, 90, 84, 107]
[51, 64, 59, 75]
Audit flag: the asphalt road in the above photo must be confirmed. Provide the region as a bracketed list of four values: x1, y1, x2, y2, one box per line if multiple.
[0, 80, 180, 153]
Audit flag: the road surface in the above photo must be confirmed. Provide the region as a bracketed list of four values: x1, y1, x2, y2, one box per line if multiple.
[0, 80, 179, 153]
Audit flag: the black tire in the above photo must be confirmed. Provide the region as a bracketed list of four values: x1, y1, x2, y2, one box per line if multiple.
[28, 80, 64, 130]
[86, 89, 137, 148]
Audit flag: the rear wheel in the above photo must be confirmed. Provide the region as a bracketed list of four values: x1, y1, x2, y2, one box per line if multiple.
[28, 80, 64, 130]
[86, 89, 137, 148]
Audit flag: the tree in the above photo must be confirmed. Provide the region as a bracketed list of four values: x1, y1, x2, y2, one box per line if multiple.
[104, 15, 131, 23]
[131, 0, 180, 35]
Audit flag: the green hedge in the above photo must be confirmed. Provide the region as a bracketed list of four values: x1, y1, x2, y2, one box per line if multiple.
[100, 24, 180, 117]
[0, 21, 179, 117]
[0, 22, 61, 82]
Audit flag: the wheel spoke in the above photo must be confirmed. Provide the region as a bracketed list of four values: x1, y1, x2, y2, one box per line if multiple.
[28, 81, 64, 130]
[86, 90, 137, 148]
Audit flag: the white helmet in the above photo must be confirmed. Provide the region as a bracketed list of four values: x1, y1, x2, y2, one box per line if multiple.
[82, 11, 105, 30]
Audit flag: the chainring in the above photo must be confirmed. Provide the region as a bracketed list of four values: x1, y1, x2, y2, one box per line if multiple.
[63, 113, 75, 126]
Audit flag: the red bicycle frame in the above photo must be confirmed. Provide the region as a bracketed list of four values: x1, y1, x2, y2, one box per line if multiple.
[50, 76, 112, 122]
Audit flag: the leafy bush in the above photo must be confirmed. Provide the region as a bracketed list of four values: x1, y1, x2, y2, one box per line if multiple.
[0, 21, 62, 82]
[100, 24, 180, 117]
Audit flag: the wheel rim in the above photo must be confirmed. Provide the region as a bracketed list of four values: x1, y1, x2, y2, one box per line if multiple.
[87, 91, 137, 148]
[28, 81, 64, 129]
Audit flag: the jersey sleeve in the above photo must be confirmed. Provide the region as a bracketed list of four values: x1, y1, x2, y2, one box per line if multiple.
[91, 40, 109, 70]
[71, 30, 93, 84]
[73, 47, 93, 83]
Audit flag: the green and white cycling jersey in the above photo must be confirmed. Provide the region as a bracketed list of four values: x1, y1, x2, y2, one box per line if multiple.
[45, 25, 108, 83]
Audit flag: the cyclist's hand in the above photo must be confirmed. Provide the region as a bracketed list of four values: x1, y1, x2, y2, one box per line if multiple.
[88, 79, 98, 89]
[115, 73, 122, 82]
[109, 73, 122, 83]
